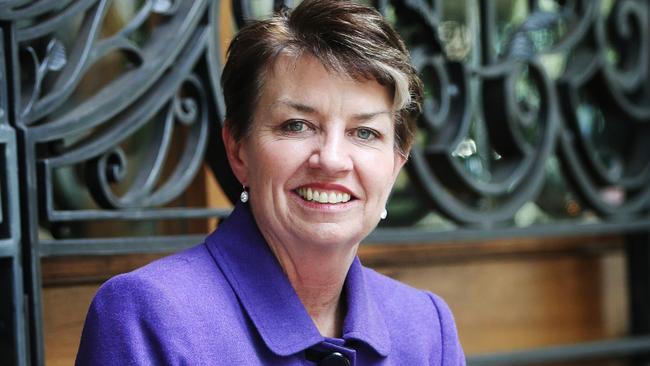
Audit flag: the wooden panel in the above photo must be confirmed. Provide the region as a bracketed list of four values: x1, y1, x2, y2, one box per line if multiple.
[42, 253, 165, 286]
[376, 249, 627, 354]
[43, 285, 97, 366]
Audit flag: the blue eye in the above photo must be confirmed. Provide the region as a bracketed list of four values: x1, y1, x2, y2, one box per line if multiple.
[356, 128, 377, 140]
[284, 120, 307, 132]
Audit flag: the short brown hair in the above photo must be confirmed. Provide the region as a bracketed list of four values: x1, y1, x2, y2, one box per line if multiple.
[221, 0, 423, 156]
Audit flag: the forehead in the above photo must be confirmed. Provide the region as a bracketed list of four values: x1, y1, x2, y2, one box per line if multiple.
[258, 53, 392, 111]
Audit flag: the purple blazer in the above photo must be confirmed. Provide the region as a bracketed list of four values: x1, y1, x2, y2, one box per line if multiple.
[76, 203, 465, 365]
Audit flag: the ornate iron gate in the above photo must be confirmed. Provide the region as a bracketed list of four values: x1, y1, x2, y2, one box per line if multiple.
[0, 0, 649, 365]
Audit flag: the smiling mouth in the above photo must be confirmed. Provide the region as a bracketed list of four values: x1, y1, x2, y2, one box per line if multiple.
[295, 187, 352, 204]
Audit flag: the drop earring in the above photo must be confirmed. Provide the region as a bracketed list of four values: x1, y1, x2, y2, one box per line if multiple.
[380, 208, 387, 220]
[240, 186, 249, 203]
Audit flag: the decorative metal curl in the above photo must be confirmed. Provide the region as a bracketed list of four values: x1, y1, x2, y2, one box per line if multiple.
[389, 0, 558, 225]
[22, 38, 67, 119]
[599, 0, 650, 118]
[16, 0, 201, 126]
[557, 0, 650, 216]
[409, 62, 558, 224]
[84, 74, 209, 209]
[410, 49, 469, 148]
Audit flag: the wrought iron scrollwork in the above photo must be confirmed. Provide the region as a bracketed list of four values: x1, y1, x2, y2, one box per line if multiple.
[374, 0, 650, 225]
[375, 1, 555, 225]
[1, 0, 227, 244]
[557, 0, 650, 216]
[81, 74, 209, 209]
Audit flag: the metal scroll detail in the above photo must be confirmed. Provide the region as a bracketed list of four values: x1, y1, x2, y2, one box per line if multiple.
[557, 0, 650, 216]
[378, 0, 650, 225]
[373, 1, 558, 225]
[3, 0, 230, 249]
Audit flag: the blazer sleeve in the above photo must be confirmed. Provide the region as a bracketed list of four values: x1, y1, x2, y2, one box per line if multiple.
[75, 274, 190, 366]
[428, 292, 466, 366]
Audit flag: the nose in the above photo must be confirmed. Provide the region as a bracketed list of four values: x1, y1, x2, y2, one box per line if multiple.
[308, 132, 353, 175]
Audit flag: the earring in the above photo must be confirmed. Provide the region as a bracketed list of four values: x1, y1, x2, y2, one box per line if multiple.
[240, 186, 249, 203]
[380, 208, 387, 220]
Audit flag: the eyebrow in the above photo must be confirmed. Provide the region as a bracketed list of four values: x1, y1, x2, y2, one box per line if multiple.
[270, 99, 317, 114]
[351, 110, 392, 121]
[270, 98, 392, 121]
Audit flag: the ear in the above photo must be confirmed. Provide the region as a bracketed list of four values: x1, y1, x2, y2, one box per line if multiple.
[222, 122, 249, 186]
[392, 151, 407, 182]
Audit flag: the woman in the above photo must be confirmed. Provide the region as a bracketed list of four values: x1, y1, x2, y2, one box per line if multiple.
[76, 1, 464, 365]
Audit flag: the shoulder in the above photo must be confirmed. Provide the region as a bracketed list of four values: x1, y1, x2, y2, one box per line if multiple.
[92, 242, 234, 314]
[76, 247, 207, 365]
[362, 266, 465, 364]
[121, 243, 215, 285]
[77, 243, 244, 365]
[86, 243, 217, 325]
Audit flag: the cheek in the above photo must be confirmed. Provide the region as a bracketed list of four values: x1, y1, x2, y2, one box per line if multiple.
[250, 139, 310, 181]
[358, 153, 401, 198]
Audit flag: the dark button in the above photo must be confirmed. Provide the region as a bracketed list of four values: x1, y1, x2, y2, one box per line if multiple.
[319, 352, 350, 366]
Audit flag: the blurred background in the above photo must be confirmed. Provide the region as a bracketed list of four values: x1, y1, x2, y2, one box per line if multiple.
[0, 0, 649, 365]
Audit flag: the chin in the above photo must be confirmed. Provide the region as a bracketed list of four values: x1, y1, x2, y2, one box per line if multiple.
[298, 224, 366, 249]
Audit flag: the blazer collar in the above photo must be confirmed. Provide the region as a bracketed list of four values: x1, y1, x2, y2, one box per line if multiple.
[343, 256, 391, 356]
[205, 203, 391, 357]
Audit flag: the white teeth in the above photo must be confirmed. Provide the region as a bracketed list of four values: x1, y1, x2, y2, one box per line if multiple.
[296, 188, 352, 204]
[319, 194, 328, 203]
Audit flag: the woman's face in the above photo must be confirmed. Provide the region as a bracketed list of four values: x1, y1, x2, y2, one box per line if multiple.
[226, 54, 406, 251]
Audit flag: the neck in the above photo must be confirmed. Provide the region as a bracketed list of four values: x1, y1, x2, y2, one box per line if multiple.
[266, 240, 357, 338]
